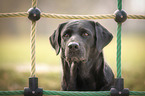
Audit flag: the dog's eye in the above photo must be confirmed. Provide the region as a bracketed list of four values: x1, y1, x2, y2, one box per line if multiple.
[82, 32, 89, 37]
[63, 33, 70, 38]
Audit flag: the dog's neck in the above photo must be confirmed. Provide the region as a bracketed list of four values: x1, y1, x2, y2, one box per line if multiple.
[61, 51, 105, 90]
[78, 51, 104, 76]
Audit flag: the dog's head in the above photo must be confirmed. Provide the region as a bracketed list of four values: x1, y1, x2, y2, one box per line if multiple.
[50, 20, 113, 64]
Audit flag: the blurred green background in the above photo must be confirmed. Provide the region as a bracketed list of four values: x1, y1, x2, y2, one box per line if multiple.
[0, 0, 145, 92]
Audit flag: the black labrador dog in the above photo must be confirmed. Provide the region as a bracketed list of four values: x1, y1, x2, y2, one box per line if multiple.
[49, 20, 114, 91]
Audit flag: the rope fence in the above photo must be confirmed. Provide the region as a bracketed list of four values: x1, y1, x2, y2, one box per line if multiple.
[0, 12, 145, 20]
[0, 0, 145, 95]
[0, 90, 145, 96]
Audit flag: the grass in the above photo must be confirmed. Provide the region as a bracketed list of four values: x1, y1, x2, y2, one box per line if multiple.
[0, 34, 145, 91]
[0, 67, 61, 91]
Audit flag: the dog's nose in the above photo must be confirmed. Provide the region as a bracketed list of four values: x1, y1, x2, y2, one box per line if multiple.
[68, 42, 79, 50]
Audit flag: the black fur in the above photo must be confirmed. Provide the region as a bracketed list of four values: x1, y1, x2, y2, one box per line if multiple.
[50, 20, 114, 91]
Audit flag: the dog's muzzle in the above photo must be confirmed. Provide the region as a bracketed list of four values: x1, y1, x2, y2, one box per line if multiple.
[65, 42, 86, 63]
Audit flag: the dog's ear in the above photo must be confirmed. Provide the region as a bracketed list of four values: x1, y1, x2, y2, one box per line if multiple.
[49, 22, 67, 55]
[95, 22, 113, 52]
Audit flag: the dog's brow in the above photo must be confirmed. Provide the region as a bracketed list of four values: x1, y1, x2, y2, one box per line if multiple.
[62, 29, 73, 36]
[79, 28, 91, 33]
[64, 29, 73, 32]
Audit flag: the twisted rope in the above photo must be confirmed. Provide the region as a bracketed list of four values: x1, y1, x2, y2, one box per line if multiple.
[117, 0, 122, 10]
[41, 13, 115, 19]
[130, 91, 145, 95]
[0, 90, 24, 95]
[0, 12, 145, 19]
[30, 21, 36, 77]
[116, 0, 122, 78]
[127, 15, 145, 19]
[117, 23, 122, 78]
[30, 0, 37, 77]
[32, 0, 37, 8]
[43, 91, 110, 96]
[0, 12, 28, 18]
[0, 90, 145, 96]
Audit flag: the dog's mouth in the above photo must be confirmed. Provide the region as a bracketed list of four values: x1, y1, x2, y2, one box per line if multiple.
[65, 48, 87, 62]
[65, 56, 87, 68]
[66, 56, 86, 63]
[65, 42, 88, 66]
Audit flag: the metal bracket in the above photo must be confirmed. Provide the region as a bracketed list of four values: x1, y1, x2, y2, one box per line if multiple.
[111, 78, 129, 96]
[28, 7, 41, 21]
[24, 77, 43, 96]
